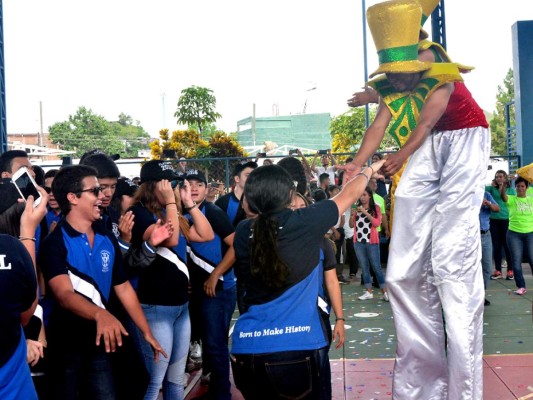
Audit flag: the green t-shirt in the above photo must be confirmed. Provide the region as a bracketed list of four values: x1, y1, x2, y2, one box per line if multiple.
[373, 193, 385, 233]
[506, 195, 533, 233]
[485, 185, 516, 220]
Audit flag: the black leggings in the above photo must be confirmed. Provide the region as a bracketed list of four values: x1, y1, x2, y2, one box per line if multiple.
[490, 218, 512, 272]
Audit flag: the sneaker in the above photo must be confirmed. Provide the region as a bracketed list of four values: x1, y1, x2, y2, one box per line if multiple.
[484, 299, 491, 306]
[383, 292, 390, 302]
[200, 372, 211, 385]
[186, 356, 203, 372]
[359, 291, 373, 300]
[349, 273, 357, 278]
[515, 287, 527, 295]
[190, 341, 202, 359]
[338, 275, 350, 284]
[506, 271, 514, 280]
[490, 271, 502, 280]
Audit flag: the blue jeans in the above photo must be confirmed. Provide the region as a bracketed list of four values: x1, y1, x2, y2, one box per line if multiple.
[354, 242, 385, 289]
[140, 303, 191, 400]
[201, 285, 237, 399]
[481, 231, 492, 290]
[231, 349, 323, 399]
[506, 230, 533, 289]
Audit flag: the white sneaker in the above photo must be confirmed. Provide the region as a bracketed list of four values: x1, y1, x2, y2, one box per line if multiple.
[190, 341, 202, 359]
[359, 291, 373, 300]
[383, 292, 389, 302]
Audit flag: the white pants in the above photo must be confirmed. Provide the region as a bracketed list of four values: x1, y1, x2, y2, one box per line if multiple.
[387, 126, 490, 400]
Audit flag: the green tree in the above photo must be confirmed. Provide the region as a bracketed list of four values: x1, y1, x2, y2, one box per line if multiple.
[330, 107, 397, 159]
[49, 107, 151, 158]
[174, 86, 222, 136]
[489, 68, 515, 156]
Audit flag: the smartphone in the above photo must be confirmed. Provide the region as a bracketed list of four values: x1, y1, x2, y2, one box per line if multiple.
[318, 149, 328, 155]
[289, 149, 298, 155]
[11, 166, 43, 207]
[256, 152, 267, 158]
[210, 182, 219, 188]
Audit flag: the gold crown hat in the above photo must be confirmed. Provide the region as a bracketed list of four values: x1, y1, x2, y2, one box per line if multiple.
[417, 0, 440, 40]
[367, 0, 431, 78]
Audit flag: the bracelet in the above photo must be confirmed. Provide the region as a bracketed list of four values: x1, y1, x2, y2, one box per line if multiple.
[336, 317, 345, 322]
[184, 203, 197, 211]
[166, 202, 177, 206]
[19, 236, 36, 242]
[355, 169, 371, 184]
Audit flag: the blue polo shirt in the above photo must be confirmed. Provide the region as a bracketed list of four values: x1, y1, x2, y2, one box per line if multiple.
[186, 201, 236, 291]
[39, 219, 128, 346]
[0, 235, 36, 368]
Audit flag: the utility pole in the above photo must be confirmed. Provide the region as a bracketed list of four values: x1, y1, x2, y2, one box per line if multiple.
[0, 0, 7, 153]
[39, 101, 43, 146]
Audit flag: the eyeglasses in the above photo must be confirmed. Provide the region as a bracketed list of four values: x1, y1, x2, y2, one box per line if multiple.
[77, 187, 103, 196]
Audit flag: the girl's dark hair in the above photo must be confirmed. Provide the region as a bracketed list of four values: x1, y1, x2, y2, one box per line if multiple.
[0, 202, 25, 237]
[277, 156, 307, 196]
[515, 177, 529, 187]
[493, 170, 511, 188]
[357, 186, 378, 217]
[132, 180, 191, 239]
[245, 165, 292, 289]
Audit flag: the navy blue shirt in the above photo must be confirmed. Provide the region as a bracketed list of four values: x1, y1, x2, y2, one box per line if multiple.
[186, 201, 236, 291]
[39, 220, 128, 346]
[0, 235, 36, 368]
[215, 192, 244, 227]
[130, 204, 189, 306]
[234, 199, 338, 309]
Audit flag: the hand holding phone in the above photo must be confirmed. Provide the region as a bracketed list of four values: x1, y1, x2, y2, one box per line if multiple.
[12, 167, 43, 208]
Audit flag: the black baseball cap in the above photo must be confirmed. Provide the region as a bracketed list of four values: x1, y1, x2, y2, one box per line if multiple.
[113, 177, 138, 199]
[184, 169, 207, 184]
[232, 161, 258, 177]
[140, 160, 183, 184]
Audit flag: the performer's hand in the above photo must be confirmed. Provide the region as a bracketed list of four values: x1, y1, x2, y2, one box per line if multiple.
[382, 153, 406, 176]
[336, 163, 363, 185]
[347, 86, 379, 107]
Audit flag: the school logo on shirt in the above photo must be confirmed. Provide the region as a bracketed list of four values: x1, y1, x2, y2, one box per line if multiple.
[101, 250, 111, 272]
[0, 254, 12, 270]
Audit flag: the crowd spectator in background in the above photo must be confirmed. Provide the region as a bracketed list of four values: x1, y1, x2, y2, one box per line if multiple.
[479, 191, 500, 306]
[371, 153, 389, 198]
[503, 176, 533, 296]
[184, 169, 237, 399]
[311, 150, 337, 185]
[350, 187, 388, 301]
[487, 170, 516, 280]
[216, 161, 257, 228]
[43, 169, 62, 231]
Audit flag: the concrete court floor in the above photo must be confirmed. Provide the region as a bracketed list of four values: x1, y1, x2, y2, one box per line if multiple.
[186, 263, 533, 400]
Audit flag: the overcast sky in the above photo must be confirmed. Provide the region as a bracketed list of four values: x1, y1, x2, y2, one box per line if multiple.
[4, 0, 533, 137]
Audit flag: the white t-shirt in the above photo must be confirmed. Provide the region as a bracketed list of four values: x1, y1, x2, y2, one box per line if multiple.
[317, 166, 336, 184]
